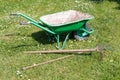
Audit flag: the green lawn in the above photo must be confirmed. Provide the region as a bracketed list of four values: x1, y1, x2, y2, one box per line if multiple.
[0, 0, 120, 80]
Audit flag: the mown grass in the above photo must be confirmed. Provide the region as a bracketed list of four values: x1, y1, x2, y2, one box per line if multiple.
[0, 0, 120, 80]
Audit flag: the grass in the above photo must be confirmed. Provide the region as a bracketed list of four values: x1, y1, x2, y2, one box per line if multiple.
[0, 0, 120, 80]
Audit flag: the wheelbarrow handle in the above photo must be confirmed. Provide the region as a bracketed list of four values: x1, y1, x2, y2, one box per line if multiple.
[10, 13, 20, 16]
[10, 12, 38, 24]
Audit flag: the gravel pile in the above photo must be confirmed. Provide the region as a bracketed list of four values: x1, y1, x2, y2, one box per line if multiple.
[40, 10, 93, 26]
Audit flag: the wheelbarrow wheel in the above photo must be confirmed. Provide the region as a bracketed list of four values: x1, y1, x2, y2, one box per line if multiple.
[74, 23, 90, 41]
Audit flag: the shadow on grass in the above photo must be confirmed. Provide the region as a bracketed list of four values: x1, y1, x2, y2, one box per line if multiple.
[89, 0, 120, 3]
[31, 31, 75, 45]
[11, 31, 75, 49]
[108, 0, 120, 3]
[4, 33, 31, 37]
[89, 0, 103, 3]
[10, 31, 52, 49]
[109, 0, 120, 9]
[31, 31, 54, 45]
[43, 52, 92, 56]
[89, 0, 120, 10]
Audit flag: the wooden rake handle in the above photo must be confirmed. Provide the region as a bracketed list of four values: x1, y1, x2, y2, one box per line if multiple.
[24, 46, 103, 59]
[24, 46, 102, 54]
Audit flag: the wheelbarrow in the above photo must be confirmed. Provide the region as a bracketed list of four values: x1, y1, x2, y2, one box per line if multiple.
[11, 10, 94, 49]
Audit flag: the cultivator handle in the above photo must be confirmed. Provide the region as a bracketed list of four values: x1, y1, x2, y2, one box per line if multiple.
[20, 22, 30, 25]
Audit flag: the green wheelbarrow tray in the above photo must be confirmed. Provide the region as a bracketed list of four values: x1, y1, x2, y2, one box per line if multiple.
[11, 10, 94, 49]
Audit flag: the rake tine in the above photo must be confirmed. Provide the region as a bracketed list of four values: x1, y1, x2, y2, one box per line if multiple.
[96, 45, 104, 60]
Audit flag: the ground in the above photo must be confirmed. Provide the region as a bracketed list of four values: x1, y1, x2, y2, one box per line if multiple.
[0, 0, 120, 80]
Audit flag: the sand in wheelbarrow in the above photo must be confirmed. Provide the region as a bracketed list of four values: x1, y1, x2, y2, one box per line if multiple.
[40, 10, 93, 26]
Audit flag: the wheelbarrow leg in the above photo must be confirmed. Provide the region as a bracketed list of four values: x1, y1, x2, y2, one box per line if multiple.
[61, 32, 71, 49]
[56, 35, 60, 49]
[55, 32, 71, 49]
